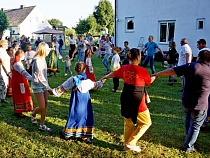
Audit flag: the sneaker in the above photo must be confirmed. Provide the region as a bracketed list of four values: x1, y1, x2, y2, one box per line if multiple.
[64, 73, 67, 76]
[39, 125, 52, 132]
[30, 113, 38, 124]
[126, 144, 141, 152]
[111, 89, 117, 92]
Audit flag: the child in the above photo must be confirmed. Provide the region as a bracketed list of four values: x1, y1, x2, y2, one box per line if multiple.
[12, 50, 33, 117]
[31, 42, 52, 132]
[24, 45, 36, 75]
[111, 47, 121, 92]
[62, 55, 73, 76]
[84, 49, 96, 82]
[50, 62, 105, 143]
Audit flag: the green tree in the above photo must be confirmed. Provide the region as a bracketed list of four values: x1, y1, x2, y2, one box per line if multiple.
[65, 28, 76, 37]
[93, 0, 114, 35]
[86, 15, 98, 36]
[74, 18, 90, 35]
[0, 10, 9, 40]
[48, 18, 63, 27]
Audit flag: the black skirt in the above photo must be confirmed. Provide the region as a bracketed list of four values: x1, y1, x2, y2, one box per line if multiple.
[120, 83, 145, 124]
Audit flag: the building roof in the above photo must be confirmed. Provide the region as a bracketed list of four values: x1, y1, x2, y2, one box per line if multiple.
[4, 6, 36, 27]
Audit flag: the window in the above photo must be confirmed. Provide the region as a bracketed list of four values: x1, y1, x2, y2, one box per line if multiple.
[197, 18, 205, 30]
[125, 17, 134, 32]
[159, 21, 175, 43]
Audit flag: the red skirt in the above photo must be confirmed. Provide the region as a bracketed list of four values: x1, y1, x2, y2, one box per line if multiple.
[12, 69, 33, 114]
[85, 65, 96, 82]
[7, 77, 12, 97]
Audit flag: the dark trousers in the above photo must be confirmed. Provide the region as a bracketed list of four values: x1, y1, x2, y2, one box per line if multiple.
[69, 44, 76, 58]
[113, 77, 119, 90]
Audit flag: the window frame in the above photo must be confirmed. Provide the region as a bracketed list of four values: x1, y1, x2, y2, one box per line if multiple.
[158, 20, 176, 44]
[196, 18, 205, 30]
[125, 17, 135, 33]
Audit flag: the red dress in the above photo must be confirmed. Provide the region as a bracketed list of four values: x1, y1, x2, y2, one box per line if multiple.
[12, 57, 33, 114]
[7, 57, 15, 97]
[85, 58, 96, 82]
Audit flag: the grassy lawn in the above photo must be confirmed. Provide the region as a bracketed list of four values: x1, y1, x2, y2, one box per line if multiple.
[0, 50, 210, 157]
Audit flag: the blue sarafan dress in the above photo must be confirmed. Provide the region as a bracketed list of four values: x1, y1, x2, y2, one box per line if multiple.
[53, 74, 103, 139]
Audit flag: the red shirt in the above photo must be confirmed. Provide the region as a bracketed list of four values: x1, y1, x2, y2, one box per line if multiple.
[113, 64, 151, 112]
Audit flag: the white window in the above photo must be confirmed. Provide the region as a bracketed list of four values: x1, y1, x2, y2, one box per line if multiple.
[125, 17, 134, 32]
[197, 18, 205, 30]
[159, 21, 175, 43]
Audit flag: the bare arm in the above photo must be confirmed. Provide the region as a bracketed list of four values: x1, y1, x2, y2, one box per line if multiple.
[101, 72, 115, 80]
[158, 47, 165, 56]
[153, 68, 176, 77]
[72, 47, 78, 58]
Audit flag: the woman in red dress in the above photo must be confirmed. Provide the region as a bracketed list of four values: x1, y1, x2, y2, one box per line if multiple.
[12, 50, 33, 117]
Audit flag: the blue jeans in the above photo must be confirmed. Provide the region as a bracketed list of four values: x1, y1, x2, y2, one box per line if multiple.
[184, 108, 207, 151]
[142, 55, 155, 74]
[102, 53, 111, 72]
[78, 50, 85, 61]
[59, 46, 62, 55]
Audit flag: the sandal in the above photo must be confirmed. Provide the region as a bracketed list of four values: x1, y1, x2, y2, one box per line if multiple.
[30, 113, 38, 124]
[1, 99, 10, 104]
[39, 125, 51, 132]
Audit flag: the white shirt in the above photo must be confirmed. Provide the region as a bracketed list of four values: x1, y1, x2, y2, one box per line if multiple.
[24, 50, 36, 66]
[0, 48, 11, 87]
[178, 44, 192, 66]
[111, 54, 121, 71]
[53, 77, 103, 96]
[68, 37, 75, 45]
[104, 41, 112, 54]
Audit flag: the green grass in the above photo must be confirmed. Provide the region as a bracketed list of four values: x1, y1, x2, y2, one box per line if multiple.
[0, 51, 210, 158]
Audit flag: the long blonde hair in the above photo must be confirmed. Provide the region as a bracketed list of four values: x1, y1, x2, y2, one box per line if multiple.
[36, 42, 49, 57]
[0, 40, 8, 48]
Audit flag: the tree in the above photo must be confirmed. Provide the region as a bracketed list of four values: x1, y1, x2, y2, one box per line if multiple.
[0, 10, 9, 40]
[93, 0, 114, 35]
[48, 18, 63, 27]
[86, 15, 98, 35]
[74, 18, 90, 35]
[65, 28, 76, 37]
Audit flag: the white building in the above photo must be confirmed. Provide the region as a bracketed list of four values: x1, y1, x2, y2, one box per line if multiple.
[2, 5, 51, 41]
[115, 0, 210, 56]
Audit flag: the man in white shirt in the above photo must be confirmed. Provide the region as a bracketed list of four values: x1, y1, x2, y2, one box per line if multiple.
[178, 38, 192, 66]
[68, 34, 76, 59]
[178, 38, 192, 92]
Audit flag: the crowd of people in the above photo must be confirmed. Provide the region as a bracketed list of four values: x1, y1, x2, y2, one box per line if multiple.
[0, 33, 210, 153]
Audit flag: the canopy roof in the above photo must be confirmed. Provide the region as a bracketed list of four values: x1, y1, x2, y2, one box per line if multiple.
[33, 27, 63, 34]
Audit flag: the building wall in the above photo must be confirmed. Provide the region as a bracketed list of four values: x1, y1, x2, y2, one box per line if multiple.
[19, 6, 51, 39]
[116, 0, 210, 55]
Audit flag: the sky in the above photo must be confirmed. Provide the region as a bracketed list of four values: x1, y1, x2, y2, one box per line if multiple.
[1, 0, 115, 28]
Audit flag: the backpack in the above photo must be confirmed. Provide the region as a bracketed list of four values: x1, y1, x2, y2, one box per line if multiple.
[59, 39, 64, 46]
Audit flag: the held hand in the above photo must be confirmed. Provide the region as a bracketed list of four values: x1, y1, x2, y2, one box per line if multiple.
[48, 89, 53, 95]
[101, 78, 106, 84]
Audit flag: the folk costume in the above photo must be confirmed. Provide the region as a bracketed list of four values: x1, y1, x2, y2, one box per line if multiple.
[12, 55, 33, 115]
[53, 74, 103, 140]
[47, 47, 61, 74]
[85, 57, 96, 82]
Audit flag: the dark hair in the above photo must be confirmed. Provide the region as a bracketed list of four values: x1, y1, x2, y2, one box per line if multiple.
[84, 49, 91, 62]
[7, 47, 13, 52]
[112, 47, 120, 52]
[127, 48, 140, 61]
[75, 62, 85, 74]
[197, 39, 206, 45]
[198, 49, 210, 63]
[124, 41, 129, 45]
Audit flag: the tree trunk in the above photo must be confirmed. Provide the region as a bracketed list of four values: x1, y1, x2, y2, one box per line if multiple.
[0, 31, 3, 40]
